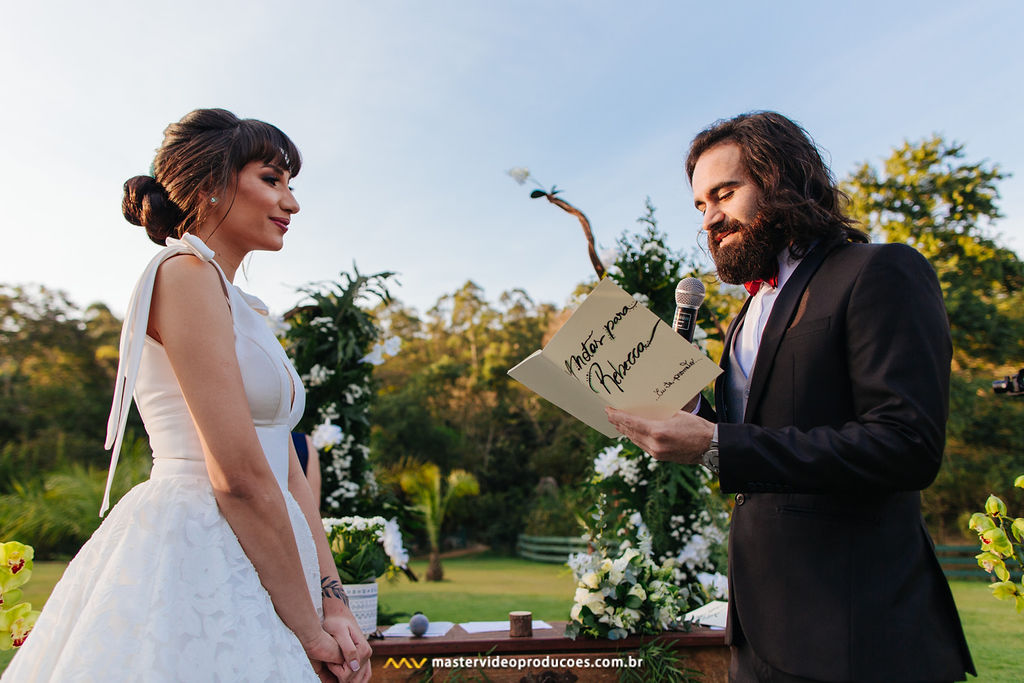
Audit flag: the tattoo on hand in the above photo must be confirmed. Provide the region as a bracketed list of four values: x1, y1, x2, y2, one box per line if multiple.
[321, 577, 349, 606]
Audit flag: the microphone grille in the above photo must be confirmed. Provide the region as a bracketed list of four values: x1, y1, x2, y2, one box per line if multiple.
[675, 277, 706, 308]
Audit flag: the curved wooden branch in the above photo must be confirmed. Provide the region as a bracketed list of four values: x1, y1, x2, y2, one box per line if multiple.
[542, 194, 606, 279]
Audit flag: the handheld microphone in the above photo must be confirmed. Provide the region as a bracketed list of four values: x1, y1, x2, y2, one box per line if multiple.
[673, 277, 706, 342]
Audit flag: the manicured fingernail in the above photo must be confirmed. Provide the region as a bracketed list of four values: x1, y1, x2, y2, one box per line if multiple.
[350, 661, 360, 672]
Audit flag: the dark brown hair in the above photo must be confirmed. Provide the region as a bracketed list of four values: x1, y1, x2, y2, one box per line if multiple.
[122, 108, 301, 245]
[685, 111, 868, 255]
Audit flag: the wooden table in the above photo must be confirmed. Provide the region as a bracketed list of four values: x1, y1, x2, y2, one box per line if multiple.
[369, 621, 729, 682]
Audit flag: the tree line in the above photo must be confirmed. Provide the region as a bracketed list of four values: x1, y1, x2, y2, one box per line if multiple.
[2, 134, 1023, 558]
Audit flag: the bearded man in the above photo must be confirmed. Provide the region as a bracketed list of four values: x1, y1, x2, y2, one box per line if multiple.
[606, 112, 974, 682]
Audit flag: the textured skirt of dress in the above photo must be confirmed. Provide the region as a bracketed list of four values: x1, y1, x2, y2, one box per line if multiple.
[2, 467, 321, 683]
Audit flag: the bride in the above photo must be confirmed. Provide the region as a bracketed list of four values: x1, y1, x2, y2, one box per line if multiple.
[3, 109, 372, 682]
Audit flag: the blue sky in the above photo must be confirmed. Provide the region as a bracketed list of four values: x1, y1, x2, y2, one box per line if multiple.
[3, 1, 1021, 318]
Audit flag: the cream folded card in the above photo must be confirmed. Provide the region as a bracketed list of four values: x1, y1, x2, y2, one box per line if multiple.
[508, 278, 721, 437]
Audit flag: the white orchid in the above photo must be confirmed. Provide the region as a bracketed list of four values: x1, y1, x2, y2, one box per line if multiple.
[381, 517, 410, 569]
[358, 346, 385, 366]
[382, 336, 402, 356]
[311, 422, 343, 450]
[697, 571, 729, 600]
[506, 167, 531, 185]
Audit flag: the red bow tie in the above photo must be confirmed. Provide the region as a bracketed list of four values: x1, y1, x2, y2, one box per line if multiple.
[744, 267, 779, 296]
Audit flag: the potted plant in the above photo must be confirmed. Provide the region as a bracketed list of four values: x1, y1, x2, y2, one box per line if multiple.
[321, 516, 410, 633]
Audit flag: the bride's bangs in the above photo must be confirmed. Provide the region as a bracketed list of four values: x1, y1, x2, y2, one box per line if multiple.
[232, 119, 302, 178]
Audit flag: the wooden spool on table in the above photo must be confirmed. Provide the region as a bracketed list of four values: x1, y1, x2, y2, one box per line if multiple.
[509, 611, 532, 638]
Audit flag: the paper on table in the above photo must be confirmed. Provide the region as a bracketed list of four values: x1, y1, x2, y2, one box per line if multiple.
[508, 278, 721, 437]
[382, 621, 456, 637]
[459, 620, 553, 634]
[683, 600, 728, 630]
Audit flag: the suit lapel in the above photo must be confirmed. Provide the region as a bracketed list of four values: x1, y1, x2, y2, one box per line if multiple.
[743, 240, 844, 423]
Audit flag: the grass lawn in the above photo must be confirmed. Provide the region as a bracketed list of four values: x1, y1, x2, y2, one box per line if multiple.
[3, 558, 1022, 681]
[378, 552, 577, 623]
[949, 580, 1024, 682]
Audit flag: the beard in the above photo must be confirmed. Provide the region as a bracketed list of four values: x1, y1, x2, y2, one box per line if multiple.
[708, 209, 788, 285]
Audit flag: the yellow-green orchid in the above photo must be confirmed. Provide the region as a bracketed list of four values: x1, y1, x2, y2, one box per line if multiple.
[0, 566, 31, 609]
[0, 603, 40, 649]
[0, 542, 33, 576]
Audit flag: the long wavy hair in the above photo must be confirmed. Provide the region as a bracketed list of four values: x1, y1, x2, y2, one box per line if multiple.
[685, 111, 868, 256]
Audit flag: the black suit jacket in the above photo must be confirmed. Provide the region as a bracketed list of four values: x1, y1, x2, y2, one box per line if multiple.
[713, 239, 974, 681]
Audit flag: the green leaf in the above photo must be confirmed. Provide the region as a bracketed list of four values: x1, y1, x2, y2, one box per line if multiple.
[529, 190, 546, 199]
[1015, 475, 1024, 489]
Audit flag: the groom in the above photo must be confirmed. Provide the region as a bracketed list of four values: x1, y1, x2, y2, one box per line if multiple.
[607, 111, 974, 682]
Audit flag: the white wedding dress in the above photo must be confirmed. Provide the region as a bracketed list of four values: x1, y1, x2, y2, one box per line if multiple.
[3, 235, 322, 682]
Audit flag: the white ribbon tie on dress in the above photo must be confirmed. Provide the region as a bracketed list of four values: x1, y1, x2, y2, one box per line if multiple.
[100, 234, 216, 516]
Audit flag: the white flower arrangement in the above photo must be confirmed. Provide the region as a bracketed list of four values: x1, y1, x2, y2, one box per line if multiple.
[566, 547, 688, 640]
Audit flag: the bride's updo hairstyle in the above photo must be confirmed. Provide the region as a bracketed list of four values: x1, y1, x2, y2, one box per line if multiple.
[122, 108, 301, 245]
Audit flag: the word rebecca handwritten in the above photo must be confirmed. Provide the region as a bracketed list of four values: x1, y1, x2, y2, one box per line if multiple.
[563, 300, 642, 378]
[653, 359, 698, 400]
[584, 321, 660, 395]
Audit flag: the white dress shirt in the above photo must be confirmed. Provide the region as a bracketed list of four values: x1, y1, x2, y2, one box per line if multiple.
[734, 249, 803, 378]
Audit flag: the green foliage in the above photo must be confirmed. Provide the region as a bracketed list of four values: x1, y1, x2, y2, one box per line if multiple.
[399, 462, 480, 553]
[924, 371, 1024, 539]
[370, 284, 570, 550]
[283, 267, 396, 514]
[0, 433, 151, 558]
[843, 136, 1024, 363]
[618, 638, 702, 683]
[522, 481, 584, 537]
[0, 285, 125, 481]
